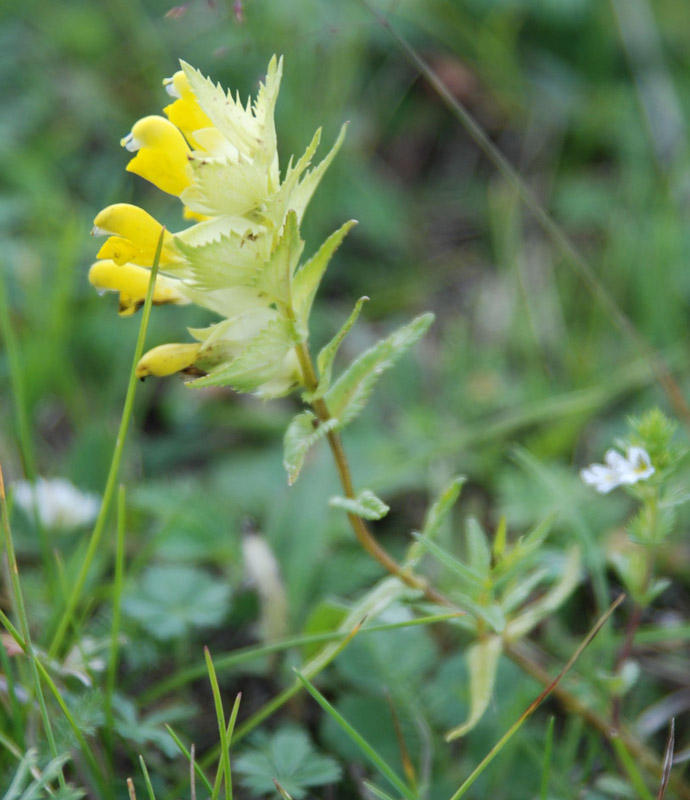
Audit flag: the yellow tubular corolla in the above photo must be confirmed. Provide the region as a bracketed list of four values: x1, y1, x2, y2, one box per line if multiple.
[163, 71, 213, 150]
[88, 260, 189, 316]
[92, 204, 179, 267]
[121, 116, 192, 196]
[135, 343, 202, 379]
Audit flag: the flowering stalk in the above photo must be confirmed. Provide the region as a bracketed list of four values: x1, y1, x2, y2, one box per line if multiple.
[90, 57, 444, 603]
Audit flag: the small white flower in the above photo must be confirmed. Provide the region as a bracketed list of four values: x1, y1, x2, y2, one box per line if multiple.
[13, 478, 101, 530]
[580, 447, 655, 494]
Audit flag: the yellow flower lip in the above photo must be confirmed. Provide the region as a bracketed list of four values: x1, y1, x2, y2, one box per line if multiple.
[135, 342, 202, 379]
[92, 203, 180, 268]
[121, 116, 192, 196]
[88, 260, 189, 316]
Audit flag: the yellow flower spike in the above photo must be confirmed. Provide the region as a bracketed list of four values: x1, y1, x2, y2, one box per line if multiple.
[121, 115, 192, 196]
[163, 70, 213, 150]
[135, 342, 202, 379]
[88, 260, 190, 316]
[93, 203, 179, 267]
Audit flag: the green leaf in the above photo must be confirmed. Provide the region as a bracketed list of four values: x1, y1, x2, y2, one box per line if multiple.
[330, 490, 389, 520]
[423, 476, 466, 539]
[505, 546, 581, 640]
[445, 635, 503, 740]
[410, 533, 484, 592]
[175, 229, 269, 291]
[234, 726, 341, 799]
[406, 476, 466, 565]
[292, 221, 358, 338]
[466, 518, 491, 579]
[191, 318, 297, 393]
[283, 411, 337, 485]
[253, 210, 304, 307]
[326, 313, 434, 429]
[122, 565, 231, 640]
[308, 296, 368, 400]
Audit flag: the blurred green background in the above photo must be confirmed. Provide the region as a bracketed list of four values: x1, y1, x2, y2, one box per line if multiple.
[3, 0, 690, 796]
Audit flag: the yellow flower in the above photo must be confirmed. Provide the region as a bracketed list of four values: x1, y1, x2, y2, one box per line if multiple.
[121, 116, 191, 196]
[91, 57, 348, 398]
[92, 204, 181, 268]
[135, 343, 202, 378]
[88, 261, 189, 316]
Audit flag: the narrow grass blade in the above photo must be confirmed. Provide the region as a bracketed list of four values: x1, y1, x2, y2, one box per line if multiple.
[165, 725, 214, 797]
[447, 594, 624, 800]
[205, 647, 232, 800]
[49, 227, 166, 658]
[0, 467, 65, 789]
[540, 716, 555, 800]
[0, 263, 50, 575]
[106, 485, 127, 756]
[139, 755, 157, 800]
[612, 737, 654, 800]
[295, 669, 416, 800]
[34, 657, 108, 795]
[144, 613, 459, 703]
[658, 719, 675, 800]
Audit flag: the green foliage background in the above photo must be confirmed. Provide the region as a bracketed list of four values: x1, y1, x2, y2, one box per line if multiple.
[2, 0, 690, 798]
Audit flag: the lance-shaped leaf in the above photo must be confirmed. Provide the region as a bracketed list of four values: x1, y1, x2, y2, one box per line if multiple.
[267, 124, 348, 230]
[406, 476, 466, 565]
[253, 211, 303, 307]
[445, 635, 503, 740]
[283, 411, 338, 485]
[330, 490, 389, 521]
[466, 517, 491, 580]
[191, 318, 298, 393]
[504, 546, 581, 641]
[325, 313, 434, 429]
[292, 220, 358, 339]
[305, 296, 368, 399]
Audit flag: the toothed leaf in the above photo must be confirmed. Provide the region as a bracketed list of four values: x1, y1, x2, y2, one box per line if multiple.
[191, 318, 297, 392]
[283, 412, 338, 485]
[326, 313, 434, 429]
[254, 211, 303, 307]
[292, 220, 358, 338]
[330, 490, 389, 521]
[175, 229, 269, 290]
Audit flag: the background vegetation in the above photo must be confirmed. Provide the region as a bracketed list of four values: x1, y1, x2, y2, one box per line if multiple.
[2, 0, 690, 797]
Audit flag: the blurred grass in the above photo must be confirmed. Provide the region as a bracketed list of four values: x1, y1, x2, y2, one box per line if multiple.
[3, 0, 690, 796]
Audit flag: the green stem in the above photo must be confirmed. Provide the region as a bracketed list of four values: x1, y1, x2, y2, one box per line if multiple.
[293, 339, 449, 606]
[0, 468, 66, 789]
[48, 228, 165, 658]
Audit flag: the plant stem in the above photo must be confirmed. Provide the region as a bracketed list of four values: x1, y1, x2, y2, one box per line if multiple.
[0, 467, 66, 790]
[294, 337, 688, 794]
[294, 340, 449, 606]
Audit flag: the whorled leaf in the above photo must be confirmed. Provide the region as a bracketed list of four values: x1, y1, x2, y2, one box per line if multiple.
[445, 635, 503, 741]
[283, 411, 338, 485]
[325, 313, 434, 429]
[330, 490, 389, 521]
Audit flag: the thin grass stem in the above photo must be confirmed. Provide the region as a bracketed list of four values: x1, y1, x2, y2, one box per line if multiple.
[48, 227, 166, 658]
